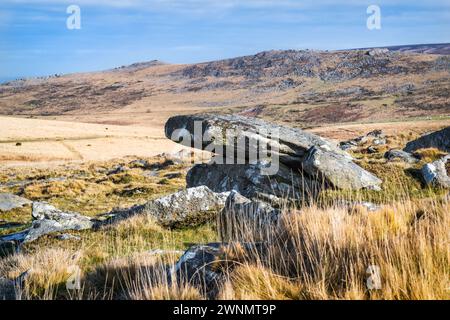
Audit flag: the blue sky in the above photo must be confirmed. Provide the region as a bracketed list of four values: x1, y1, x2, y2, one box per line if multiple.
[0, 0, 449, 81]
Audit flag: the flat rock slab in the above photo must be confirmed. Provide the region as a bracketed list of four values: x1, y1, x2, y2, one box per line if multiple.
[26, 202, 94, 242]
[0, 193, 32, 212]
[166, 114, 382, 193]
[165, 114, 351, 167]
[0, 202, 94, 244]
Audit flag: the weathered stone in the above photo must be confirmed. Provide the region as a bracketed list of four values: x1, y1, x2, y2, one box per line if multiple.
[367, 48, 389, 56]
[128, 159, 151, 169]
[107, 165, 129, 176]
[404, 127, 450, 153]
[56, 233, 81, 241]
[165, 114, 351, 168]
[421, 155, 450, 189]
[167, 114, 381, 194]
[384, 149, 419, 163]
[0, 203, 93, 245]
[148, 249, 184, 256]
[171, 243, 224, 298]
[141, 186, 230, 228]
[0, 193, 31, 212]
[25, 202, 93, 242]
[186, 160, 321, 204]
[219, 191, 280, 242]
[302, 146, 382, 190]
[372, 138, 386, 146]
[367, 146, 378, 154]
[0, 271, 28, 300]
[339, 130, 384, 151]
[171, 242, 263, 298]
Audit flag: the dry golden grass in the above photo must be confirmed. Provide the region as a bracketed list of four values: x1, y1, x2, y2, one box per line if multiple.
[217, 196, 449, 300]
[413, 148, 449, 163]
[1, 192, 447, 300]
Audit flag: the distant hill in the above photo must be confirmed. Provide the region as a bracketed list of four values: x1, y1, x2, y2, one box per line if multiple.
[0, 45, 449, 128]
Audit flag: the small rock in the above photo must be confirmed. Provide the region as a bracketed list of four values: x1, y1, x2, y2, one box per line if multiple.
[148, 249, 184, 256]
[148, 159, 175, 171]
[421, 155, 450, 188]
[128, 159, 151, 169]
[367, 48, 389, 56]
[172, 242, 263, 298]
[372, 138, 386, 146]
[107, 165, 129, 175]
[384, 149, 419, 163]
[0, 193, 32, 212]
[367, 146, 378, 154]
[367, 129, 384, 138]
[25, 202, 93, 242]
[335, 200, 381, 213]
[163, 172, 182, 179]
[56, 233, 81, 241]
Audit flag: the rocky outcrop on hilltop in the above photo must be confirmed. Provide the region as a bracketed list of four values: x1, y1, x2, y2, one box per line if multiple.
[180, 49, 435, 82]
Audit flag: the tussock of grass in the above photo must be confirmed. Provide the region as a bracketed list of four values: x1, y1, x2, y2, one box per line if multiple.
[413, 148, 448, 163]
[217, 196, 449, 300]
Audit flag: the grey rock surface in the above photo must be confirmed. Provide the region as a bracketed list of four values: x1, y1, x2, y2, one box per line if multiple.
[302, 146, 382, 190]
[404, 127, 450, 153]
[141, 186, 230, 228]
[384, 149, 419, 163]
[421, 155, 450, 189]
[0, 203, 94, 245]
[25, 202, 94, 242]
[186, 161, 321, 204]
[165, 114, 350, 168]
[0, 193, 31, 212]
[172, 242, 264, 298]
[219, 191, 280, 242]
[167, 114, 381, 193]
